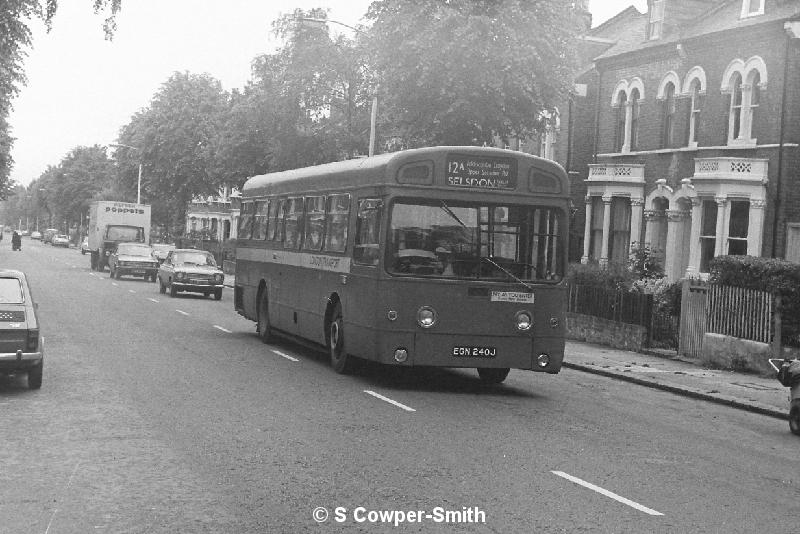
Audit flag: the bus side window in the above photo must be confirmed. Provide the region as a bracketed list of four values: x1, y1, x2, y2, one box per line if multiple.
[324, 194, 350, 253]
[252, 200, 270, 240]
[239, 201, 254, 239]
[353, 198, 382, 266]
[268, 198, 283, 242]
[284, 197, 303, 249]
[303, 196, 325, 251]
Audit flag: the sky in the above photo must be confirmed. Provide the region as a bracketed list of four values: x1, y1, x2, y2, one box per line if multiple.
[7, 0, 648, 187]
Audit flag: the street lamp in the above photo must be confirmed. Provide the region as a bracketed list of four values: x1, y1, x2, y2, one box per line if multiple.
[295, 17, 378, 157]
[109, 143, 143, 204]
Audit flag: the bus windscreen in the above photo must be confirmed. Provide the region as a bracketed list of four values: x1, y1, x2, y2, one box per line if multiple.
[388, 199, 564, 282]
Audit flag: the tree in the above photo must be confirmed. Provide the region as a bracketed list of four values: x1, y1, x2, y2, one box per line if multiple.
[365, 0, 588, 147]
[0, 0, 121, 197]
[50, 145, 115, 226]
[117, 72, 230, 231]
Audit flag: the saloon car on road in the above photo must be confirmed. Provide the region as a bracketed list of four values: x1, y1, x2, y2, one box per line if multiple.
[158, 249, 224, 300]
[51, 234, 70, 247]
[0, 269, 44, 389]
[108, 243, 159, 281]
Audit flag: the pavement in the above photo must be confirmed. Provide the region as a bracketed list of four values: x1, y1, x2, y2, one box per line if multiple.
[220, 271, 789, 419]
[564, 340, 790, 419]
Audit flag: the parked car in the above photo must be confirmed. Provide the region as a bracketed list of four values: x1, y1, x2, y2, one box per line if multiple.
[0, 269, 44, 389]
[151, 243, 176, 264]
[80, 236, 89, 255]
[51, 234, 70, 247]
[30, 231, 42, 240]
[158, 249, 224, 300]
[108, 242, 159, 281]
[42, 228, 58, 244]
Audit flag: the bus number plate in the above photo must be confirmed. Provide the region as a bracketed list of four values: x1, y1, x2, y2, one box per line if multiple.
[453, 346, 497, 358]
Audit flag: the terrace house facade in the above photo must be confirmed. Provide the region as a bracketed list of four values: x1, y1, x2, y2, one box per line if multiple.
[570, 0, 800, 281]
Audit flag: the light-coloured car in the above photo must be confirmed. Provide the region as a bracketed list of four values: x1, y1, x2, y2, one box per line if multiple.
[51, 234, 70, 247]
[30, 231, 42, 240]
[108, 242, 159, 281]
[158, 249, 224, 300]
[0, 269, 44, 389]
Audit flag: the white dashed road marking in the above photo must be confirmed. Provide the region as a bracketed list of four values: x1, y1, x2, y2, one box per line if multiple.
[175, 310, 189, 316]
[147, 298, 159, 303]
[551, 471, 663, 516]
[271, 350, 299, 362]
[213, 325, 232, 333]
[364, 390, 416, 412]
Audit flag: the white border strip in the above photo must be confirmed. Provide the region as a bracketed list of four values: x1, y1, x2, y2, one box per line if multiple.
[551, 471, 663, 516]
[272, 350, 299, 362]
[364, 390, 416, 412]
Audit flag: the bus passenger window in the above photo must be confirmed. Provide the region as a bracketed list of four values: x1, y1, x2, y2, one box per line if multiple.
[303, 196, 325, 251]
[238, 201, 254, 239]
[252, 200, 270, 240]
[268, 199, 284, 242]
[284, 198, 303, 249]
[324, 194, 350, 253]
[354, 198, 382, 265]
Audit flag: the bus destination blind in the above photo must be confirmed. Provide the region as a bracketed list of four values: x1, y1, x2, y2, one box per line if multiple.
[446, 155, 517, 190]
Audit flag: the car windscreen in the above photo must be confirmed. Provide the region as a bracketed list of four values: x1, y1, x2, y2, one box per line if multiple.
[117, 244, 152, 256]
[174, 252, 217, 266]
[0, 278, 24, 303]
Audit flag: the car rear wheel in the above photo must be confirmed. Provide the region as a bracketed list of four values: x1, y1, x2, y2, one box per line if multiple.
[790, 402, 800, 436]
[28, 361, 43, 389]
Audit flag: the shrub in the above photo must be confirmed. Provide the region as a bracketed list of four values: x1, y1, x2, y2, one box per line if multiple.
[566, 260, 636, 291]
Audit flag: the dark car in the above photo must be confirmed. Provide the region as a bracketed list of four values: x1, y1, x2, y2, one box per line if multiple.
[0, 269, 44, 389]
[157, 249, 224, 300]
[108, 242, 159, 282]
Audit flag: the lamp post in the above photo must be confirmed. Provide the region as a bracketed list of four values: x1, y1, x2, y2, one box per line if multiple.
[295, 17, 378, 157]
[109, 143, 143, 203]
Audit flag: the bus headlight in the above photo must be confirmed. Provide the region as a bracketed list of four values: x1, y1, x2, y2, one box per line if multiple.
[394, 348, 408, 362]
[416, 306, 437, 328]
[537, 353, 550, 368]
[515, 311, 532, 331]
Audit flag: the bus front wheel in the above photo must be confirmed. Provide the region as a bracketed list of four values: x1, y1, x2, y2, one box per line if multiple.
[329, 303, 355, 374]
[477, 367, 510, 384]
[257, 291, 273, 343]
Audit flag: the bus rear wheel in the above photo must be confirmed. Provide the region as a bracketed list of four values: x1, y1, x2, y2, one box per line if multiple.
[257, 292, 273, 343]
[477, 367, 510, 384]
[329, 303, 355, 374]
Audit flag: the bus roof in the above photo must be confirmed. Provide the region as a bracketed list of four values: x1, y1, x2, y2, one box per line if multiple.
[241, 146, 568, 198]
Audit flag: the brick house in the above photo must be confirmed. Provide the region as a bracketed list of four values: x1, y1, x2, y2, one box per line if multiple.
[563, 0, 800, 281]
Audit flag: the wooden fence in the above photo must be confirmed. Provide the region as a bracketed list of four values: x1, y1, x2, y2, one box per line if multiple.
[706, 284, 773, 344]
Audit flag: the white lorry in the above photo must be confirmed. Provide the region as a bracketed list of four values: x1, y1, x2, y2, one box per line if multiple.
[87, 201, 151, 272]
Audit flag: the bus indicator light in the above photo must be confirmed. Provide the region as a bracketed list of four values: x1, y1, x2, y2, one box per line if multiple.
[537, 353, 550, 368]
[394, 348, 408, 363]
[417, 306, 437, 328]
[387, 310, 398, 321]
[515, 311, 532, 331]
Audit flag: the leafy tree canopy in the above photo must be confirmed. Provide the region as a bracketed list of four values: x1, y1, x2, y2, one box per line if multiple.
[365, 0, 587, 146]
[0, 0, 121, 197]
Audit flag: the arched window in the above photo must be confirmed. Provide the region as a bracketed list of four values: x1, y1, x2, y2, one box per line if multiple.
[661, 83, 676, 148]
[630, 89, 641, 151]
[749, 70, 761, 136]
[614, 92, 627, 152]
[729, 72, 743, 141]
[687, 79, 703, 146]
